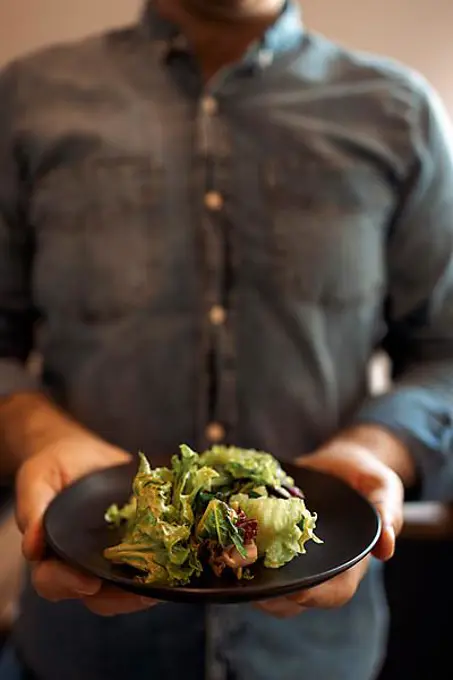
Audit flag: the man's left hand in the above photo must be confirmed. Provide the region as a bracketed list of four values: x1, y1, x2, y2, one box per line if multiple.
[256, 426, 411, 619]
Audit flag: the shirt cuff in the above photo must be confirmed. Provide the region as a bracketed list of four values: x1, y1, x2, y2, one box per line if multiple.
[0, 358, 39, 399]
[354, 388, 453, 500]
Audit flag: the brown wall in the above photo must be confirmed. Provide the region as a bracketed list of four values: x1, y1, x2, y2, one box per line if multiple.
[0, 0, 452, 115]
[0, 0, 141, 64]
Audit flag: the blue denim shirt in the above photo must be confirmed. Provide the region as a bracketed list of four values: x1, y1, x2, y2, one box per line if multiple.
[2, 2, 453, 679]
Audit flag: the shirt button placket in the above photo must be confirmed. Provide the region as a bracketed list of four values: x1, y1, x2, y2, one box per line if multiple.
[199, 90, 228, 448]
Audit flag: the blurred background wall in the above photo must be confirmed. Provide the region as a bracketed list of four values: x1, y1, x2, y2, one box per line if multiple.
[0, 0, 141, 65]
[0, 0, 452, 120]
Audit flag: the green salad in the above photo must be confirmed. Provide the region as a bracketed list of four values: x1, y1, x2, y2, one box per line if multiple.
[104, 445, 322, 586]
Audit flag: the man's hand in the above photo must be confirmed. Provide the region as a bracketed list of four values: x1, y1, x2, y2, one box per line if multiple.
[16, 433, 158, 616]
[256, 426, 410, 619]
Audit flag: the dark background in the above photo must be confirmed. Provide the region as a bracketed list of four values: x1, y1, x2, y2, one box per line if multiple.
[378, 540, 453, 680]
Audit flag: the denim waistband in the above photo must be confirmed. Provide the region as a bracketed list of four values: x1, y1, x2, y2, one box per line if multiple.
[0, 643, 37, 680]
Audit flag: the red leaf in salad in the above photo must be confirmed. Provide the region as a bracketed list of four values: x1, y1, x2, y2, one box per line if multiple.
[236, 509, 258, 544]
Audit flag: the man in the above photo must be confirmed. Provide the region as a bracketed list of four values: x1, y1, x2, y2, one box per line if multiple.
[0, 0, 452, 678]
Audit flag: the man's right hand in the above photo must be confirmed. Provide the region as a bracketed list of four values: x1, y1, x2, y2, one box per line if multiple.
[16, 434, 158, 616]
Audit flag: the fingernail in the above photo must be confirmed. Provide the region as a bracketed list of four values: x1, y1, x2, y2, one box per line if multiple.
[385, 524, 396, 542]
[140, 597, 158, 607]
[23, 533, 42, 562]
[383, 526, 396, 561]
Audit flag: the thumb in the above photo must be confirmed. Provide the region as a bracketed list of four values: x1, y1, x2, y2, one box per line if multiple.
[372, 524, 396, 562]
[364, 471, 403, 562]
[16, 444, 132, 562]
[16, 460, 63, 561]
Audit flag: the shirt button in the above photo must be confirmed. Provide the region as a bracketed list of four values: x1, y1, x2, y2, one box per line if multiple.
[204, 191, 224, 211]
[206, 422, 226, 443]
[201, 96, 218, 116]
[209, 305, 227, 326]
[258, 49, 274, 68]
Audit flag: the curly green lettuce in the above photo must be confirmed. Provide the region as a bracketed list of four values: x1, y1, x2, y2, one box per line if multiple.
[104, 447, 218, 585]
[104, 497, 136, 528]
[199, 445, 294, 489]
[104, 445, 322, 586]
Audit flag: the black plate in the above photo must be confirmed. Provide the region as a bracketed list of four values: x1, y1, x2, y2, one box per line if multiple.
[43, 461, 380, 604]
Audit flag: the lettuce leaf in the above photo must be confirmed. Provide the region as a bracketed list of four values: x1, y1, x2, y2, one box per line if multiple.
[174, 445, 219, 526]
[171, 445, 198, 512]
[104, 450, 216, 586]
[104, 446, 323, 585]
[199, 446, 294, 489]
[104, 497, 136, 528]
[231, 494, 322, 569]
[195, 498, 247, 558]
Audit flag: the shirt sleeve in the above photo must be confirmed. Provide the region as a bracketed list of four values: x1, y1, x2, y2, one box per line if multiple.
[354, 79, 453, 500]
[0, 63, 38, 397]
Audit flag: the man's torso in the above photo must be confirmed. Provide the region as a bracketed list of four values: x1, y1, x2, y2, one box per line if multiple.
[3, 3, 426, 677]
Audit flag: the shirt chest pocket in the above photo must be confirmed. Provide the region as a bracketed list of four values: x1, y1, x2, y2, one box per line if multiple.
[262, 157, 391, 307]
[31, 155, 165, 322]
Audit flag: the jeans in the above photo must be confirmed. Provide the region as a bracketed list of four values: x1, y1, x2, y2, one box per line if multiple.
[11, 560, 387, 680]
[0, 645, 27, 680]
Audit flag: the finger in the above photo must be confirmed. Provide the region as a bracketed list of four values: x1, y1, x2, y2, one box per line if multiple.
[32, 560, 101, 601]
[372, 524, 396, 561]
[367, 475, 403, 561]
[22, 520, 46, 563]
[367, 474, 404, 535]
[82, 586, 159, 617]
[16, 462, 63, 561]
[254, 598, 307, 619]
[289, 558, 370, 609]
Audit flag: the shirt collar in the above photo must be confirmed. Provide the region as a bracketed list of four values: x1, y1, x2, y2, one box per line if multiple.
[139, 1, 304, 60]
